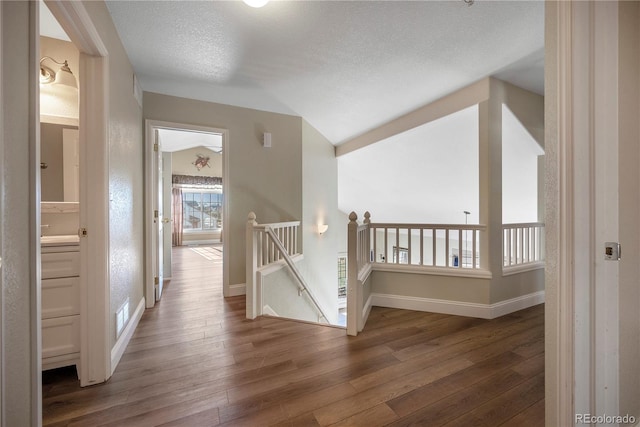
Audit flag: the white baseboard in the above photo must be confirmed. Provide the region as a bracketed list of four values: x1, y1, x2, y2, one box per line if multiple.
[228, 283, 246, 296]
[489, 290, 545, 318]
[110, 297, 145, 375]
[370, 290, 545, 319]
[362, 294, 373, 328]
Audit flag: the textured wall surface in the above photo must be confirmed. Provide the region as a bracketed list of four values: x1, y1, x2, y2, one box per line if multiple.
[1, 1, 41, 423]
[83, 1, 144, 348]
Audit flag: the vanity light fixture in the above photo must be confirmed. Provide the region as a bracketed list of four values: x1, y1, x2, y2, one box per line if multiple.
[317, 224, 328, 235]
[40, 56, 77, 89]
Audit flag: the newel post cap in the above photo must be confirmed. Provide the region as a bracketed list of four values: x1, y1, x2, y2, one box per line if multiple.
[348, 212, 358, 222]
[364, 211, 371, 224]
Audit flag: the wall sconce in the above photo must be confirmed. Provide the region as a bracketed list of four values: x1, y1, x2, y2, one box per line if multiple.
[317, 224, 328, 235]
[40, 56, 77, 89]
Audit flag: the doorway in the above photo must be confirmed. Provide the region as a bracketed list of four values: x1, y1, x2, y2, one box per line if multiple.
[144, 120, 229, 307]
[39, 0, 111, 388]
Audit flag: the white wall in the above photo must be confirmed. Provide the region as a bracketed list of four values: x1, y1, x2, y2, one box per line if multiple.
[301, 120, 340, 324]
[502, 104, 544, 223]
[338, 104, 480, 224]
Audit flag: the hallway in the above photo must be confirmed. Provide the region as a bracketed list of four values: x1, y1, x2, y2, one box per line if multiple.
[43, 246, 544, 426]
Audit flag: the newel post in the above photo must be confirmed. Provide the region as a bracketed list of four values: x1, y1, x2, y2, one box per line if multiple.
[364, 211, 371, 263]
[347, 212, 359, 336]
[246, 212, 258, 319]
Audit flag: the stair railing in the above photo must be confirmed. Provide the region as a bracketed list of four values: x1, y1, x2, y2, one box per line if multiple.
[246, 212, 329, 323]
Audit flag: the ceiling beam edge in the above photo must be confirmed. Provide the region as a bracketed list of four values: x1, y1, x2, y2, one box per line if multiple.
[335, 77, 491, 157]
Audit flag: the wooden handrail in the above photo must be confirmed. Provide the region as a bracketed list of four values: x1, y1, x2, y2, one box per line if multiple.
[264, 227, 329, 323]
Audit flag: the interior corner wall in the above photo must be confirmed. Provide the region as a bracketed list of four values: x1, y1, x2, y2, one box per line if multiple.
[143, 92, 303, 288]
[301, 120, 339, 324]
[618, 0, 640, 419]
[82, 1, 144, 349]
[485, 79, 546, 303]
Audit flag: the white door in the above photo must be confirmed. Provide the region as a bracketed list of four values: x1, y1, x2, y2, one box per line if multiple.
[153, 129, 164, 301]
[162, 152, 172, 279]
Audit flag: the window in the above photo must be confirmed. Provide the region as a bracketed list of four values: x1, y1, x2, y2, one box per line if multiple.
[337, 256, 347, 297]
[393, 246, 409, 264]
[182, 191, 222, 231]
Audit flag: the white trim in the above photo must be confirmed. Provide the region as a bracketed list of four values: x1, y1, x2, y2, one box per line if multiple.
[371, 290, 545, 320]
[489, 291, 545, 318]
[358, 263, 373, 283]
[502, 261, 545, 277]
[336, 78, 490, 156]
[145, 120, 230, 303]
[263, 304, 278, 316]
[110, 297, 145, 375]
[44, 0, 108, 57]
[362, 293, 373, 326]
[45, 0, 112, 387]
[372, 263, 492, 280]
[40, 114, 78, 126]
[183, 240, 221, 246]
[549, 1, 575, 424]
[228, 283, 246, 296]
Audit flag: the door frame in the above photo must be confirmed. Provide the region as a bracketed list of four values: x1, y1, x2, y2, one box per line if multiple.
[44, 0, 111, 386]
[144, 120, 230, 307]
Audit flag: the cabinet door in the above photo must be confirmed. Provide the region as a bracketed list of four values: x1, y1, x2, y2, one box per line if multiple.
[42, 277, 80, 318]
[42, 251, 80, 279]
[42, 315, 80, 359]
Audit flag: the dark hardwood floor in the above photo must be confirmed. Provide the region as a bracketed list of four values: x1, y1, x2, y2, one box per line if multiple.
[43, 245, 544, 426]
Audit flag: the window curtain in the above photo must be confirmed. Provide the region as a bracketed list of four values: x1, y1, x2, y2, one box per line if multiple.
[172, 187, 183, 246]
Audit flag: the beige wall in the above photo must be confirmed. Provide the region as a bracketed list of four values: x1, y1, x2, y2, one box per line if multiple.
[372, 272, 490, 304]
[618, 0, 640, 419]
[144, 92, 303, 287]
[171, 146, 222, 177]
[1, 2, 41, 423]
[82, 1, 144, 348]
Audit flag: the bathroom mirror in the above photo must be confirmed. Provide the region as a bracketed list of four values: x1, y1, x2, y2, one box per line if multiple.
[40, 117, 79, 202]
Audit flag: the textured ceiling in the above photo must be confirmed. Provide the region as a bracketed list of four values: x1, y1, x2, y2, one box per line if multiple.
[105, 0, 544, 145]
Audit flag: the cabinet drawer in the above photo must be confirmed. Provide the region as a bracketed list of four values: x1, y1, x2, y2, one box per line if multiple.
[42, 277, 80, 319]
[42, 252, 80, 279]
[42, 315, 80, 359]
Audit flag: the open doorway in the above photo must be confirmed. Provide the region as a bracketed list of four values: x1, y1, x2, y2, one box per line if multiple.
[145, 121, 229, 308]
[39, 0, 111, 389]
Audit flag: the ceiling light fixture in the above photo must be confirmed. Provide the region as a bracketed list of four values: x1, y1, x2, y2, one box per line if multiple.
[463, 0, 475, 6]
[39, 56, 77, 89]
[242, 0, 269, 8]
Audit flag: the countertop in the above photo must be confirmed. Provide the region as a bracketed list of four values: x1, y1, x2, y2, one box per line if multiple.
[41, 234, 80, 247]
